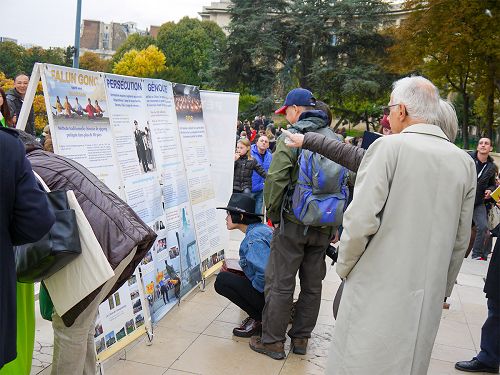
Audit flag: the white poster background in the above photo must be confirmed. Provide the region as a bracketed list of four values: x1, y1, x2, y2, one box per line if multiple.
[172, 84, 225, 274]
[200, 90, 240, 257]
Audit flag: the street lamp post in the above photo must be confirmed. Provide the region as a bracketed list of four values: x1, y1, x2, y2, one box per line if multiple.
[73, 0, 82, 68]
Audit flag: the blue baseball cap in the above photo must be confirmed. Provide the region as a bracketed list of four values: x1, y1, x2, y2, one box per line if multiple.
[275, 88, 316, 115]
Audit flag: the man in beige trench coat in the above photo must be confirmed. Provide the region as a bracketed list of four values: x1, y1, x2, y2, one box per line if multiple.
[327, 76, 477, 375]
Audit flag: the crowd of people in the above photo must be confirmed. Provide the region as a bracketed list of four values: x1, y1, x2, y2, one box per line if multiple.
[1, 74, 499, 375]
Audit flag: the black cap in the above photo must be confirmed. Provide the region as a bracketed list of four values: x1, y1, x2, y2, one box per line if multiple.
[216, 193, 263, 217]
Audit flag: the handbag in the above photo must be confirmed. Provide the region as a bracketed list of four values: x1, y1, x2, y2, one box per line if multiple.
[15, 172, 82, 283]
[43, 190, 114, 316]
[221, 258, 246, 278]
[333, 279, 345, 319]
[487, 205, 500, 230]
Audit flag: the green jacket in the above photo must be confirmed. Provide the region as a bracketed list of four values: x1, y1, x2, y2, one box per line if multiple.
[264, 111, 329, 225]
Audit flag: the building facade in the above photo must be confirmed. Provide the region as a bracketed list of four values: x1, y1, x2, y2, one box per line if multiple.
[80, 20, 158, 59]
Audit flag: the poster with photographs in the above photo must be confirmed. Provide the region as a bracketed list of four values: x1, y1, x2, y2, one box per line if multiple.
[93, 273, 146, 358]
[41, 64, 123, 195]
[103, 74, 163, 224]
[173, 83, 225, 275]
[139, 79, 201, 323]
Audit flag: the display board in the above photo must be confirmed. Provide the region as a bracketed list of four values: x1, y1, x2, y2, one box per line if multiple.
[35, 63, 238, 362]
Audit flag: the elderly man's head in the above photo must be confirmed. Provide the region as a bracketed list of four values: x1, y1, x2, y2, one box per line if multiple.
[387, 76, 443, 134]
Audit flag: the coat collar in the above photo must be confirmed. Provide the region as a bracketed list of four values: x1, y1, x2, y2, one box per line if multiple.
[400, 123, 450, 141]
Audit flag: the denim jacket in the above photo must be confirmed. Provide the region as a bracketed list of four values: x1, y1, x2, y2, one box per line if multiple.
[239, 223, 272, 293]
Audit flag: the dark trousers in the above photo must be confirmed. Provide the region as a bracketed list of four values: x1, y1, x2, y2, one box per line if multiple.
[477, 298, 500, 368]
[214, 271, 265, 321]
[472, 204, 489, 258]
[261, 220, 330, 344]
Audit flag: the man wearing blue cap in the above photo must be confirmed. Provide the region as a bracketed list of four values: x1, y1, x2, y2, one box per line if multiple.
[249, 88, 338, 359]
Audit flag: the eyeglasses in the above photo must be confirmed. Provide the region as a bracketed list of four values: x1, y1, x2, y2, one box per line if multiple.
[381, 104, 400, 116]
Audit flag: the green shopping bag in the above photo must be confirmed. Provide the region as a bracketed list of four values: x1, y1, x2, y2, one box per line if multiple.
[39, 282, 54, 321]
[0, 283, 35, 375]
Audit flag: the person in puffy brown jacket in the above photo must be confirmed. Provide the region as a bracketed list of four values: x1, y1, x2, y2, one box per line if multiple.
[17, 130, 156, 375]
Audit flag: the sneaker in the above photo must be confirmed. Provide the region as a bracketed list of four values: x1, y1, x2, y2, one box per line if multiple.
[291, 337, 308, 355]
[481, 257, 488, 261]
[249, 336, 286, 360]
[472, 256, 482, 260]
[232, 317, 262, 338]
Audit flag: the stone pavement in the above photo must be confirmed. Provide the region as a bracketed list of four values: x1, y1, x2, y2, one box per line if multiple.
[31, 231, 492, 375]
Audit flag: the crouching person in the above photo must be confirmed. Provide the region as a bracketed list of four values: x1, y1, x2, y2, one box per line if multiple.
[214, 194, 272, 337]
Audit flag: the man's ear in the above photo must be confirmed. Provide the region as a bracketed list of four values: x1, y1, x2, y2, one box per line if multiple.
[240, 214, 244, 222]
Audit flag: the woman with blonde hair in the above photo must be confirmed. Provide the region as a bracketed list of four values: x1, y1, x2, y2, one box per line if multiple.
[233, 138, 267, 194]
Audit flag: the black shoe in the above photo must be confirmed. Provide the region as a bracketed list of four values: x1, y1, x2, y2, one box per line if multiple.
[455, 358, 499, 373]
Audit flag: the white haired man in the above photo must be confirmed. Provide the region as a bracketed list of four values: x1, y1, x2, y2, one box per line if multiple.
[326, 76, 476, 375]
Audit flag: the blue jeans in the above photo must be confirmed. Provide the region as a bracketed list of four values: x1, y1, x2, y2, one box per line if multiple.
[477, 298, 500, 368]
[252, 190, 264, 215]
[472, 204, 489, 258]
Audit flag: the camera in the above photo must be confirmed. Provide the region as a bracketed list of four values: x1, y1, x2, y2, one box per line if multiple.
[325, 243, 338, 265]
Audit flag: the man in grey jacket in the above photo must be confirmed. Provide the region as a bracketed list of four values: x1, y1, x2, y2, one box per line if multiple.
[6, 74, 36, 135]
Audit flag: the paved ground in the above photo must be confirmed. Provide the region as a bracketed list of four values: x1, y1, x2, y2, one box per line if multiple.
[31, 231, 492, 375]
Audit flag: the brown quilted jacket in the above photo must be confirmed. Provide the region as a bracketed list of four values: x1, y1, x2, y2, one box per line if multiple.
[27, 149, 156, 326]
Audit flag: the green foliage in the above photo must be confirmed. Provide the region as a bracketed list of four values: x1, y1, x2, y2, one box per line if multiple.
[111, 34, 157, 66]
[79, 51, 111, 72]
[214, 0, 394, 127]
[156, 17, 226, 86]
[0, 42, 25, 78]
[21, 46, 68, 74]
[386, 0, 500, 148]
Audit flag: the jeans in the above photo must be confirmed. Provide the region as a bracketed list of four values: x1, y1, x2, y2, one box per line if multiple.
[252, 190, 264, 215]
[214, 271, 265, 321]
[472, 204, 489, 258]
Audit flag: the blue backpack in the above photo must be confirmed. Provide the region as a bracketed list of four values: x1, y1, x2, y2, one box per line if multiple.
[291, 128, 349, 227]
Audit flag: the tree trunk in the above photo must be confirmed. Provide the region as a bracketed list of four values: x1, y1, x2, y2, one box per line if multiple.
[462, 91, 469, 150]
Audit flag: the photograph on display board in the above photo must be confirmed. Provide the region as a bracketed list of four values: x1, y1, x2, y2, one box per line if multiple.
[201, 249, 225, 273]
[143, 227, 182, 322]
[42, 66, 123, 193]
[135, 314, 144, 327]
[94, 273, 146, 357]
[172, 84, 203, 119]
[133, 119, 156, 174]
[95, 337, 105, 355]
[105, 332, 116, 348]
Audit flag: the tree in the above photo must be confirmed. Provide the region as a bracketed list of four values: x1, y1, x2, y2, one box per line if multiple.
[214, 0, 393, 124]
[113, 45, 166, 77]
[80, 51, 111, 72]
[111, 34, 157, 66]
[386, 0, 499, 148]
[156, 17, 226, 86]
[21, 46, 67, 75]
[0, 42, 25, 78]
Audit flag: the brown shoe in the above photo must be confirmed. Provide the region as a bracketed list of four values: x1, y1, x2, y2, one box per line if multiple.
[232, 317, 262, 338]
[291, 337, 308, 355]
[249, 336, 286, 360]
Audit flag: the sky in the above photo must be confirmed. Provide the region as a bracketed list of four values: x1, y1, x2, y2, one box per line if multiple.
[1, 0, 212, 48]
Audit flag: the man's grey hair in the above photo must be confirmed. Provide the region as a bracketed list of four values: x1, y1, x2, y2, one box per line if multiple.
[437, 99, 458, 142]
[15, 129, 42, 150]
[391, 76, 441, 126]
